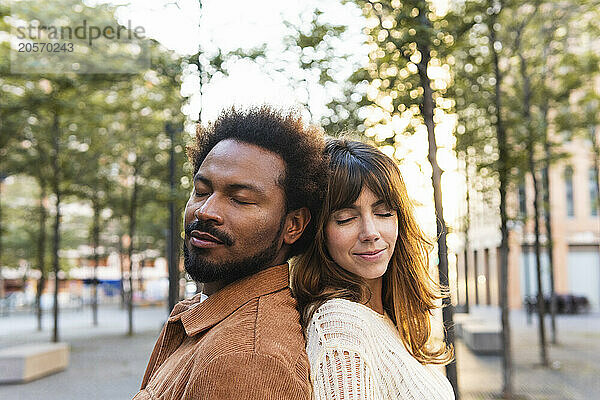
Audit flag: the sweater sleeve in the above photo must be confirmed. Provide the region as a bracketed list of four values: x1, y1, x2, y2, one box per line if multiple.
[312, 347, 380, 400]
[186, 351, 311, 400]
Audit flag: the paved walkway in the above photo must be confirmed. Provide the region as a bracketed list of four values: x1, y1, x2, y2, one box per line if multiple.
[457, 306, 600, 399]
[0, 304, 168, 400]
[0, 304, 598, 399]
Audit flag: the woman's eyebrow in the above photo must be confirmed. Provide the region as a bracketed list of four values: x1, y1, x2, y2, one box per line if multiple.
[336, 199, 386, 211]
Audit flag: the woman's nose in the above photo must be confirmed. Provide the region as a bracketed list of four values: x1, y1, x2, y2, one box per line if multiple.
[358, 217, 380, 242]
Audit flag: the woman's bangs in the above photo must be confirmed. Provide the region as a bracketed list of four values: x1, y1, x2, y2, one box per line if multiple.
[328, 160, 364, 211]
[363, 168, 398, 210]
[328, 157, 398, 212]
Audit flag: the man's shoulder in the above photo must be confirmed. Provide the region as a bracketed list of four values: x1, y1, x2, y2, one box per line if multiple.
[195, 288, 309, 383]
[198, 288, 306, 360]
[254, 288, 307, 364]
[197, 296, 260, 356]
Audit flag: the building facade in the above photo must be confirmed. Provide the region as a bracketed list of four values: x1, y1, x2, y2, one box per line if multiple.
[455, 134, 600, 312]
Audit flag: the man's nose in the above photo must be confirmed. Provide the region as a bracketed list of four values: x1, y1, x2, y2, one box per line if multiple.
[194, 194, 224, 224]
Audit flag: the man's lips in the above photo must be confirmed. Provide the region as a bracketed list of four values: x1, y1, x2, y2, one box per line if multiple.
[189, 230, 224, 248]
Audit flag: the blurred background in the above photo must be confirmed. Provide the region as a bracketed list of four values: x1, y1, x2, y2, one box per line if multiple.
[1, 0, 599, 399]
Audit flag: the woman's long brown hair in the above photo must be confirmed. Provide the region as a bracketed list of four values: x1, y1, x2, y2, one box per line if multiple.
[290, 138, 454, 365]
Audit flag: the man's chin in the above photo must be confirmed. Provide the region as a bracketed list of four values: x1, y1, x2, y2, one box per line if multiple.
[182, 240, 280, 285]
[183, 246, 229, 282]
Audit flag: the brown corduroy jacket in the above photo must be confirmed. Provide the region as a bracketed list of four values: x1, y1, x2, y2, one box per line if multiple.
[132, 263, 311, 400]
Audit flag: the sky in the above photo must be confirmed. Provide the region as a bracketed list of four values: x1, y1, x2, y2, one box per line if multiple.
[110, 0, 367, 122]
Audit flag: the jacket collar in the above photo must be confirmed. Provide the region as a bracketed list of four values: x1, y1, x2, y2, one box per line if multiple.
[169, 263, 290, 337]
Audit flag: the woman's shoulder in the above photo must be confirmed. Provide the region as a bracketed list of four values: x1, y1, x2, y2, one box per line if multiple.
[312, 298, 387, 322]
[310, 298, 372, 324]
[306, 298, 384, 351]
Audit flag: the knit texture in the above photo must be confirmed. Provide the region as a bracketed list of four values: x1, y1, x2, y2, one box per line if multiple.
[306, 298, 455, 400]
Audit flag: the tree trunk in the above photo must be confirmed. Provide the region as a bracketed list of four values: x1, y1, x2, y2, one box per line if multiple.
[537, 23, 559, 345]
[541, 102, 557, 344]
[463, 153, 471, 313]
[127, 163, 139, 336]
[167, 122, 180, 312]
[139, 258, 145, 300]
[519, 47, 549, 367]
[416, 38, 458, 398]
[173, 225, 181, 299]
[522, 242, 532, 324]
[484, 249, 491, 305]
[36, 181, 48, 331]
[92, 198, 100, 326]
[473, 249, 479, 305]
[0, 172, 4, 316]
[490, 3, 513, 396]
[530, 157, 549, 366]
[51, 112, 61, 343]
[119, 232, 125, 309]
[590, 126, 600, 326]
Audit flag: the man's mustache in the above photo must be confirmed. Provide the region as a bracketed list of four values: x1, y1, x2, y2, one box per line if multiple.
[184, 220, 234, 246]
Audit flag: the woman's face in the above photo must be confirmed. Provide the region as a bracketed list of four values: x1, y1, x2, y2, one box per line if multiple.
[325, 187, 398, 281]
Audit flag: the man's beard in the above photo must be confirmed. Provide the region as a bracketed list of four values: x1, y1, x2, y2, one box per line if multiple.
[183, 217, 286, 285]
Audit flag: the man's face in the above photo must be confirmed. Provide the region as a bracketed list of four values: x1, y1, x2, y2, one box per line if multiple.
[183, 139, 288, 284]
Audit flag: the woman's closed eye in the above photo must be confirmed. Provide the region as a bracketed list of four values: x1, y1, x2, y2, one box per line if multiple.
[335, 211, 394, 224]
[335, 217, 356, 225]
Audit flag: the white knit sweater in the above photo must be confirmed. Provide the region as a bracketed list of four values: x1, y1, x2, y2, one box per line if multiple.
[306, 298, 455, 400]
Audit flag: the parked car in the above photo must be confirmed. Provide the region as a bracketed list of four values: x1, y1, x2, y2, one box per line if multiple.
[524, 294, 590, 314]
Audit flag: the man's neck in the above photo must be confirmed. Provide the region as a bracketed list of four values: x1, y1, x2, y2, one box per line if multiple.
[202, 281, 227, 296]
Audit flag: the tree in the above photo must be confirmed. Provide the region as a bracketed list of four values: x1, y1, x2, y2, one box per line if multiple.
[502, 0, 599, 356]
[281, 4, 365, 130]
[2, 0, 188, 337]
[68, 101, 118, 326]
[510, 2, 549, 367]
[449, 0, 517, 395]
[345, 0, 465, 394]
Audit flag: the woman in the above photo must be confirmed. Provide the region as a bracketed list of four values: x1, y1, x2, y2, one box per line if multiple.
[291, 138, 455, 399]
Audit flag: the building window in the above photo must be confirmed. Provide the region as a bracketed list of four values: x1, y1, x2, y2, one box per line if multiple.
[565, 166, 574, 218]
[590, 167, 598, 216]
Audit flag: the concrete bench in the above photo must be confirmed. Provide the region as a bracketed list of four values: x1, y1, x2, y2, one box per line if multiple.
[452, 313, 483, 339]
[462, 323, 502, 354]
[0, 342, 69, 383]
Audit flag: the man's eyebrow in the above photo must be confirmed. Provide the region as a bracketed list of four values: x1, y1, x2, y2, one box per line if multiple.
[193, 174, 266, 196]
[193, 174, 210, 185]
[226, 183, 266, 196]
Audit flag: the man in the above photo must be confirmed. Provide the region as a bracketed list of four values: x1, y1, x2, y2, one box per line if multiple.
[133, 106, 327, 399]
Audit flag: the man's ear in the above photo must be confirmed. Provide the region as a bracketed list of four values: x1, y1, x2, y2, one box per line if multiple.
[282, 207, 311, 245]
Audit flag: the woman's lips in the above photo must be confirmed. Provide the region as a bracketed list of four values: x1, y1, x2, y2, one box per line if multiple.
[353, 248, 385, 261]
[189, 230, 224, 249]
